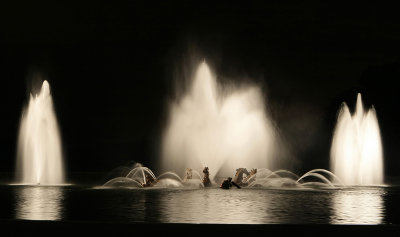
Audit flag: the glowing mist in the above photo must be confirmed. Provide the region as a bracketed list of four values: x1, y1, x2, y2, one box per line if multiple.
[161, 62, 278, 178]
[330, 93, 383, 185]
[16, 80, 64, 185]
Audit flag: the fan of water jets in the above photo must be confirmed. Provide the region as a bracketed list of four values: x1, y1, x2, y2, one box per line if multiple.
[103, 162, 345, 189]
[228, 168, 343, 188]
[16, 80, 64, 185]
[103, 163, 204, 188]
[161, 61, 279, 179]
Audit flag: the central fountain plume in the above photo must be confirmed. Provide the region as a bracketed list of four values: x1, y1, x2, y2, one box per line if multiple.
[330, 93, 384, 185]
[161, 62, 278, 179]
[16, 80, 64, 185]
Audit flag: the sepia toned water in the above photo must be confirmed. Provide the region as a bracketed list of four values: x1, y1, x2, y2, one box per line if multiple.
[16, 80, 64, 185]
[1, 184, 399, 225]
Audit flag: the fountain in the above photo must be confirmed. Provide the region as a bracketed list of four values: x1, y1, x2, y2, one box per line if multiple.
[103, 163, 204, 188]
[330, 93, 384, 185]
[15, 80, 65, 185]
[103, 64, 384, 189]
[104, 61, 346, 189]
[161, 61, 278, 179]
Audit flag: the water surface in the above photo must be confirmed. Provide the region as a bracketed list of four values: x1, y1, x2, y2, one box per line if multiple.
[1, 184, 399, 225]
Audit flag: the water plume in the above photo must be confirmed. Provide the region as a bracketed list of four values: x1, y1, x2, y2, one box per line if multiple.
[330, 93, 384, 185]
[16, 80, 64, 185]
[161, 62, 278, 179]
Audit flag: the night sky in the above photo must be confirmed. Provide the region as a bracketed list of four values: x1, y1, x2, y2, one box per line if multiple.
[1, 2, 400, 180]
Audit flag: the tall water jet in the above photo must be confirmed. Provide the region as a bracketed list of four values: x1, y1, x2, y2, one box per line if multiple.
[330, 93, 383, 185]
[16, 80, 65, 185]
[161, 62, 278, 179]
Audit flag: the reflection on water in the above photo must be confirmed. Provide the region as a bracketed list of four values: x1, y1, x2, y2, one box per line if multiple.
[159, 189, 272, 224]
[330, 187, 385, 224]
[15, 186, 64, 220]
[158, 187, 387, 224]
[158, 188, 335, 224]
[8, 185, 390, 224]
[97, 189, 148, 222]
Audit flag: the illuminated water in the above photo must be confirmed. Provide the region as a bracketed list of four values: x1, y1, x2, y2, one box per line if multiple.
[1, 183, 398, 224]
[330, 93, 384, 185]
[161, 62, 279, 179]
[56, 161, 395, 225]
[15, 80, 64, 185]
[6, 66, 392, 229]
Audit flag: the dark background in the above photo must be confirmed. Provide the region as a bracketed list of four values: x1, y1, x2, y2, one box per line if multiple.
[1, 1, 399, 181]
